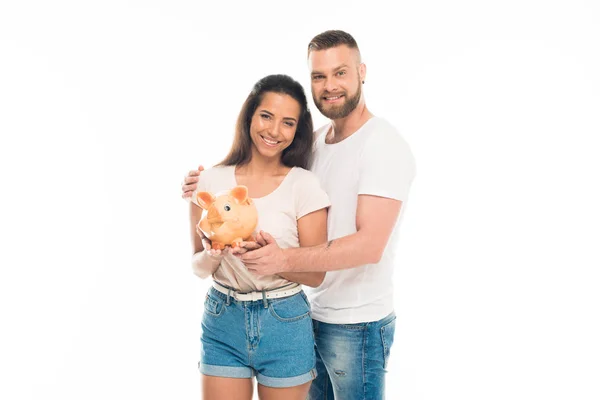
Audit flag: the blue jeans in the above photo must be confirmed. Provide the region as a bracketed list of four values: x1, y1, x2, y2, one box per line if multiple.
[199, 287, 317, 388]
[308, 312, 397, 400]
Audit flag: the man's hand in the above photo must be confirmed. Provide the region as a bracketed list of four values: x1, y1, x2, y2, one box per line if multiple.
[181, 165, 204, 199]
[237, 231, 289, 276]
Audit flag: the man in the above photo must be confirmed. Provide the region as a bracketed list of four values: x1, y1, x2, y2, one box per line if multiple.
[182, 30, 415, 399]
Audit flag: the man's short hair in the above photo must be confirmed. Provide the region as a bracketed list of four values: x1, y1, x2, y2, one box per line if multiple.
[307, 30, 360, 58]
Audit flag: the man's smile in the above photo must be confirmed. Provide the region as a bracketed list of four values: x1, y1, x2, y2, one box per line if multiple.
[323, 94, 345, 104]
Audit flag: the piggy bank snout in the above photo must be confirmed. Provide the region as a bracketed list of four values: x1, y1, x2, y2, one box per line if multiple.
[206, 206, 223, 223]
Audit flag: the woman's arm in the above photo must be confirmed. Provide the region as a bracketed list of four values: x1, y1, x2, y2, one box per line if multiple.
[189, 202, 222, 279]
[277, 208, 328, 287]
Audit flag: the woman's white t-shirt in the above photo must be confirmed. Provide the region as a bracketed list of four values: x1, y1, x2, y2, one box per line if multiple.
[191, 165, 330, 292]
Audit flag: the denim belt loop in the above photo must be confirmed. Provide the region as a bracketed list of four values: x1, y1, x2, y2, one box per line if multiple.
[226, 288, 232, 306]
[262, 289, 268, 308]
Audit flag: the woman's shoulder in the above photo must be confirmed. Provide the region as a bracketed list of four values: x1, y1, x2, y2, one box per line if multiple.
[289, 167, 324, 189]
[194, 165, 235, 195]
[201, 165, 234, 181]
[292, 167, 317, 177]
[288, 167, 330, 214]
[290, 166, 319, 180]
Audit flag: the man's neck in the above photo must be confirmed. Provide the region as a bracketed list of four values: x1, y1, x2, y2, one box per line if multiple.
[328, 102, 373, 144]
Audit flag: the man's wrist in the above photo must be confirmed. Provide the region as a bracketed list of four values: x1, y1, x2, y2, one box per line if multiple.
[282, 248, 293, 273]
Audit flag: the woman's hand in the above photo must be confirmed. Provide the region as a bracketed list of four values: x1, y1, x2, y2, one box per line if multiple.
[229, 234, 265, 256]
[196, 223, 227, 256]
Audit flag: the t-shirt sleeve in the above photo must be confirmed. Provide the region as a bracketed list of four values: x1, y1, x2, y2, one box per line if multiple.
[295, 170, 331, 219]
[358, 127, 416, 201]
[190, 171, 209, 208]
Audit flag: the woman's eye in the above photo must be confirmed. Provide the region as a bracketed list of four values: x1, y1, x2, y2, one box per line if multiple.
[224, 205, 231, 211]
[285, 122, 295, 127]
[261, 114, 271, 120]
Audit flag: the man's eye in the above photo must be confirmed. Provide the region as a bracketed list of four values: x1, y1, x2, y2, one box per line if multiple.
[312, 75, 324, 80]
[337, 71, 346, 76]
[224, 205, 231, 211]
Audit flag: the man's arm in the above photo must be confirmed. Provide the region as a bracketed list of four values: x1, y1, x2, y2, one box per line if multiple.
[242, 195, 402, 274]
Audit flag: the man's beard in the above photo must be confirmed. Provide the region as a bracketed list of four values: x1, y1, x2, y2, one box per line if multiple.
[314, 81, 362, 119]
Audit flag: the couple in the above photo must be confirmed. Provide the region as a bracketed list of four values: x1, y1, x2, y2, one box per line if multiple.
[182, 30, 416, 400]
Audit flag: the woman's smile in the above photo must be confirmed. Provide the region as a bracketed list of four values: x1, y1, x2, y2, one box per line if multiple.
[260, 135, 281, 147]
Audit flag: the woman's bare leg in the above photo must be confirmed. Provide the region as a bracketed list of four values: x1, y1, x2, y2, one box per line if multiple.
[257, 381, 311, 400]
[202, 375, 253, 400]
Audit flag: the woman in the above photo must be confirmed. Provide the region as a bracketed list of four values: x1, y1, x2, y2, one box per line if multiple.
[188, 74, 329, 400]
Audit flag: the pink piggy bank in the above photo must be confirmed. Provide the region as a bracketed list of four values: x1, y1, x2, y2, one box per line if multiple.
[196, 185, 258, 250]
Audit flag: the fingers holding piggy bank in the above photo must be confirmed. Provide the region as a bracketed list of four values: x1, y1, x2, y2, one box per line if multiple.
[196, 185, 258, 250]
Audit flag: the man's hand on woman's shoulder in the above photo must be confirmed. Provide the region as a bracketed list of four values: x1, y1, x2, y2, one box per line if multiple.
[181, 165, 204, 199]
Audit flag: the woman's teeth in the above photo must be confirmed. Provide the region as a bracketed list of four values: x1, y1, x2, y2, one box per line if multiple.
[261, 136, 279, 146]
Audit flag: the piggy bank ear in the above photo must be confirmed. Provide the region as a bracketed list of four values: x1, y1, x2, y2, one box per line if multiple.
[230, 185, 249, 204]
[196, 192, 216, 210]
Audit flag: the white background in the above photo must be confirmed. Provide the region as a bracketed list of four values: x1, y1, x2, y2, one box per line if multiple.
[1, 1, 599, 399]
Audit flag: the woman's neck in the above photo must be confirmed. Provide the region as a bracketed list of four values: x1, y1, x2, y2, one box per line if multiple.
[237, 153, 288, 177]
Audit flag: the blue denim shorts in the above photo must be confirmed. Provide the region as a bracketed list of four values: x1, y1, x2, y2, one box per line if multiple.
[199, 287, 317, 388]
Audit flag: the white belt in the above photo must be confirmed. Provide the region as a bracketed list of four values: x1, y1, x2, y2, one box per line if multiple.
[212, 281, 302, 302]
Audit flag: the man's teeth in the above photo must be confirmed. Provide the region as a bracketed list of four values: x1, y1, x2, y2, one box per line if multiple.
[325, 95, 342, 100]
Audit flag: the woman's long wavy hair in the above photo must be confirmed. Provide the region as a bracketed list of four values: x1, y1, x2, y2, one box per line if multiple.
[216, 74, 314, 170]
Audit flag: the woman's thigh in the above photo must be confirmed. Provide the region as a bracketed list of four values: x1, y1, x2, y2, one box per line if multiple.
[202, 375, 253, 400]
[257, 381, 312, 400]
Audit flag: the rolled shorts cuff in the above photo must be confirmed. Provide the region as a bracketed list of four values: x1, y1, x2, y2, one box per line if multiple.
[256, 368, 317, 388]
[199, 363, 254, 379]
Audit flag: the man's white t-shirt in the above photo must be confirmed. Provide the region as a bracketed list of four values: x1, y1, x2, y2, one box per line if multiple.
[191, 165, 330, 292]
[307, 117, 416, 324]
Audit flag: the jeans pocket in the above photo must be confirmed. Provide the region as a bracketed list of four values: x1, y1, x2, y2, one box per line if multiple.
[269, 293, 310, 322]
[203, 293, 225, 317]
[380, 316, 396, 369]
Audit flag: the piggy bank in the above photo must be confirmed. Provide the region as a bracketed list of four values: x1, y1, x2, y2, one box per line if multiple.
[196, 185, 258, 250]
